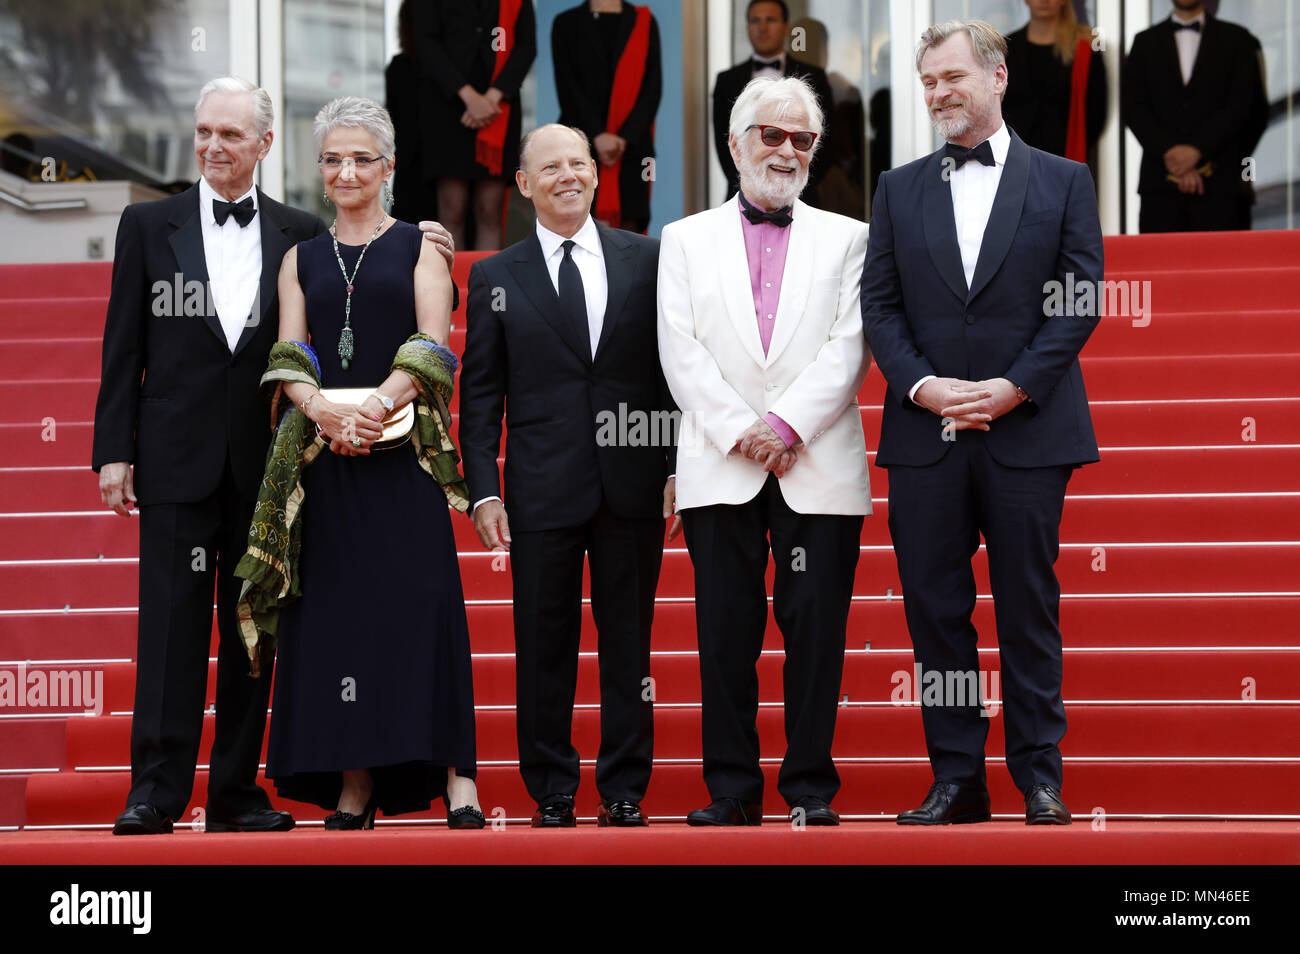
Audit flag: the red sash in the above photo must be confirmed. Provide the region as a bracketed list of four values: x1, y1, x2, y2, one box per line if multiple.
[475, 0, 523, 177]
[1064, 36, 1093, 163]
[594, 5, 652, 228]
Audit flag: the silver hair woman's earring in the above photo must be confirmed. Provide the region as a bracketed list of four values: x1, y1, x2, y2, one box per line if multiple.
[322, 191, 332, 206]
[382, 180, 394, 209]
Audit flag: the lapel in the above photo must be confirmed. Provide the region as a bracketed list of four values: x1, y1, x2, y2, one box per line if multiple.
[592, 221, 636, 362]
[922, 151, 968, 303]
[967, 129, 1029, 303]
[1158, 19, 1187, 88]
[717, 196, 769, 368]
[1185, 16, 1218, 94]
[763, 199, 811, 368]
[509, 230, 593, 366]
[233, 187, 294, 357]
[167, 185, 226, 349]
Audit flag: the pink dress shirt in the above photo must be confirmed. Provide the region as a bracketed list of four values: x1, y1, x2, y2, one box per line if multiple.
[739, 198, 800, 447]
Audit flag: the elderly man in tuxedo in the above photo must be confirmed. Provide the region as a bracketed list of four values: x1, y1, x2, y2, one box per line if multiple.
[459, 124, 674, 828]
[659, 75, 870, 827]
[93, 77, 455, 835]
[861, 20, 1103, 826]
[712, 0, 834, 205]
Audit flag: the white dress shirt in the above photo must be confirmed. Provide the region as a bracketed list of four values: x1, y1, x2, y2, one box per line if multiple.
[536, 215, 608, 359]
[472, 215, 609, 515]
[198, 177, 262, 352]
[1172, 11, 1206, 86]
[909, 121, 1011, 402]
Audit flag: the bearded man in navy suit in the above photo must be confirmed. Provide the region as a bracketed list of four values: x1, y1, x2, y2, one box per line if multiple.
[861, 20, 1103, 826]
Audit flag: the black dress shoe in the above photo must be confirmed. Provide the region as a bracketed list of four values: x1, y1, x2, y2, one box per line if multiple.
[112, 803, 173, 835]
[597, 800, 646, 827]
[896, 782, 991, 825]
[206, 807, 295, 833]
[1024, 783, 1072, 825]
[789, 796, 839, 826]
[686, 798, 763, 826]
[531, 795, 576, 828]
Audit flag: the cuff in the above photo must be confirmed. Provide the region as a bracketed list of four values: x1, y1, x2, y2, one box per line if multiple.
[471, 495, 502, 516]
[763, 412, 800, 448]
[908, 375, 937, 404]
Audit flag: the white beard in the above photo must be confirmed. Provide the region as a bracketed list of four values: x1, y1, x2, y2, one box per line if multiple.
[930, 97, 976, 141]
[737, 151, 808, 210]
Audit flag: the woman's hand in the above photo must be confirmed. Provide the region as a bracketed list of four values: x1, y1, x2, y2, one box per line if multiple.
[459, 85, 500, 129]
[312, 399, 383, 456]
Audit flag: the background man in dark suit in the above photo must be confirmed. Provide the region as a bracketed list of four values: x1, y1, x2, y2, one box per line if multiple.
[93, 77, 454, 835]
[1125, 0, 1268, 232]
[712, 0, 834, 205]
[459, 123, 674, 828]
[861, 20, 1103, 827]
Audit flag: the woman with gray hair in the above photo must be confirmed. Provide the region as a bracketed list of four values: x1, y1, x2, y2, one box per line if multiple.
[246, 95, 484, 830]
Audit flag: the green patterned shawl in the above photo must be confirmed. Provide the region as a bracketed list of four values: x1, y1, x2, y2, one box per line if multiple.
[234, 335, 469, 676]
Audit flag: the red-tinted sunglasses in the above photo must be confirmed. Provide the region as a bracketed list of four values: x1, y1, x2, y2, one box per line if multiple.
[747, 124, 818, 151]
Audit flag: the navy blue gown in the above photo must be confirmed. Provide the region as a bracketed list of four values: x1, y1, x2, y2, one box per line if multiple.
[266, 220, 476, 817]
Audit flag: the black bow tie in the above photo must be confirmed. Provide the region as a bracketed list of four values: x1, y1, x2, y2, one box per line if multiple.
[1172, 20, 1202, 32]
[212, 196, 257, 227]
[750, 56, 781, 70]
[943, 140, 996, 170]
[739, 193, 793, 228]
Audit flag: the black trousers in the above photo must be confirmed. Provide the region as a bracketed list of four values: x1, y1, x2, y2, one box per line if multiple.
[683, 474, 862, 806]
[1139, 191, 1248, 232]
[127, 459, 274, 821]
[509, 502, 663, 804]
[886, 434, 1072, 794]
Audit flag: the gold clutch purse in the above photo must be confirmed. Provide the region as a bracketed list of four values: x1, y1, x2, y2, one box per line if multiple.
[316, 387, 414, 450]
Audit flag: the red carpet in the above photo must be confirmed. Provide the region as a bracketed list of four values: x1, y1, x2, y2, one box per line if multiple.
[2, 822, 1297, 865]
[2, 231, 1299, 863]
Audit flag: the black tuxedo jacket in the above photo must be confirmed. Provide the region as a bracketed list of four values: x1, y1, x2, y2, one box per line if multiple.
[91, 184, 325, 504]
[712, 55, 834, 201]
[861, 129, 1102, 470]
[1124, 14, 1267, 196]
[459, 221, 674, 533]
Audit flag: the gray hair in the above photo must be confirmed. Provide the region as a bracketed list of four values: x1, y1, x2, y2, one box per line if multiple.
[313, 96, 396, 159]
[727, 75, 824, 158]
[518, 123, 593, 173]
[915, 19, 1007, 74]
[195, 77, 274, 138]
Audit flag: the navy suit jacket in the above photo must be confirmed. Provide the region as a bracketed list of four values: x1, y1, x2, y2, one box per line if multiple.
[861, 128, 1102, 470]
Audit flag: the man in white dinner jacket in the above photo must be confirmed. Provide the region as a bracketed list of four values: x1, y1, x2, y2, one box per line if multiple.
[658, 75, 870, 827]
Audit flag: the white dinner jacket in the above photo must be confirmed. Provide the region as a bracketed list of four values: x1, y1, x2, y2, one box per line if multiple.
[657, 195, 872, 515]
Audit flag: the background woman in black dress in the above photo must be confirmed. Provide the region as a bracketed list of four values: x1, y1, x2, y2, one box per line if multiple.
[266, 97, 482, 829]
[1003, 0, 1106, 172]
[552, 0, 661, 233]
[411, 0, 537, 250]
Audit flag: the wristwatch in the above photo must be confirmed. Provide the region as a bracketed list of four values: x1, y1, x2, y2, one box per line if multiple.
[370, 392, 395, 414]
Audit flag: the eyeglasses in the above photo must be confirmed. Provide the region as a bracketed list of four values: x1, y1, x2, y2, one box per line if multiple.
[746, 124, 818, 152]
[317, 155, 388, 171]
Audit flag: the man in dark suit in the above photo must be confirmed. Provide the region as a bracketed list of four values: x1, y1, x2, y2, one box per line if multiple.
[459, 123, 674, 828]
[93, 77, 454, 835]
[861, 20, 1103, 827]
[712, 0, 834, 205]
[1125, 0, 1268, 232]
